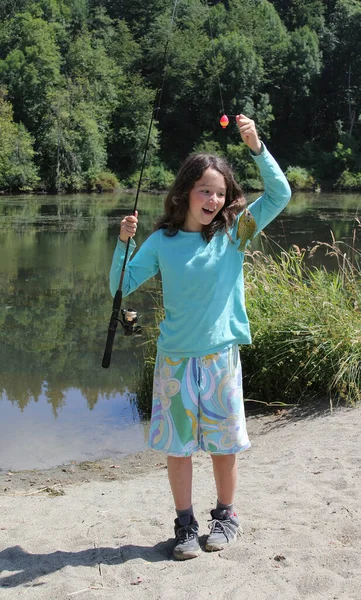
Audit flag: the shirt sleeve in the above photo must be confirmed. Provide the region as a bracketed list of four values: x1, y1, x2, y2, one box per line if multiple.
[246, 143, 292, 235]
[109, 232, 160, 298]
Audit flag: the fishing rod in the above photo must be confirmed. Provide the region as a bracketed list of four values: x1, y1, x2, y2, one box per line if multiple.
[102, 0, 180, 369]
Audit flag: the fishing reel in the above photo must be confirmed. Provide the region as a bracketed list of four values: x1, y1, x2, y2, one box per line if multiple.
[119, 308, 141, 337]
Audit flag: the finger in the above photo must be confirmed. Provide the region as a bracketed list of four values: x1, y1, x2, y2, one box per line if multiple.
[121, 217, 137, 233]
[239, 125, 255, 136]
[125, 214, 138, 224]
[122, 222, 137, 233]
[238, 118, 254, 128]
[239, 120, 256, 132]
[237, 122, 254, 135]
[239, 128, 255, 140]
[236, 114, 250, 123]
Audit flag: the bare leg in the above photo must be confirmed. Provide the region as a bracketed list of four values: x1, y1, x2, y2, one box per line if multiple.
[167, 456, 193, 510]
[206, 453, 239, 552]
[211, 453, 237, 505]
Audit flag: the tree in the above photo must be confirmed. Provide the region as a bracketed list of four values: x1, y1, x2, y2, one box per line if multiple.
[0, 10, 62, 131]
[40, 88, 108, 192]
[270, 0, 326, 31]
[0, 89, 39, 191]
[0, 0, 30, 22]
[89, 8, 142, 71]
[324, 0, 361, 136]
[88, 0, 170, 38]
[107, 75, 158, 179]
[269, 26, 322, 154]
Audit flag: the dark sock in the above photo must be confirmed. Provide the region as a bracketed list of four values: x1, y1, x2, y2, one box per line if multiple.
[216, 500, 234, 514]
[176, 506, 194, 526]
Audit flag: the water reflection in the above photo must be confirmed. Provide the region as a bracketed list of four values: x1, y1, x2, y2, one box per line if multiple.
[252, 191, 361, 256]
[0, 192, 164, 230]
[0, 387, 148, 470]
[0, 192, 163, 469]
[0, 191, 360, 470]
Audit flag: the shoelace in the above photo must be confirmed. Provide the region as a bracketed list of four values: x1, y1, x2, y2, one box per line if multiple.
[176, 524, 198, 543]
[208, 517, 233, 541]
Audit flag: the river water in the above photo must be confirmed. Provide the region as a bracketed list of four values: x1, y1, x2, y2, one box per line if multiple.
[0, 191, 360, 470]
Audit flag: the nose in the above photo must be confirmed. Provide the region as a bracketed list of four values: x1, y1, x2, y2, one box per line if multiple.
[209, 192, 217, 205]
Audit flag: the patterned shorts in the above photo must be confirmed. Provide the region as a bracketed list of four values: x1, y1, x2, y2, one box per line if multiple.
[148, 344, 251, 456]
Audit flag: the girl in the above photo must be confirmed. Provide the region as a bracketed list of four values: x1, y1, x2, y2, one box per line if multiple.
[110, 114, 291, 560]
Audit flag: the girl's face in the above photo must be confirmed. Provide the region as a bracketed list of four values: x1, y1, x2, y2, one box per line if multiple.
[183, 167, 226, 232]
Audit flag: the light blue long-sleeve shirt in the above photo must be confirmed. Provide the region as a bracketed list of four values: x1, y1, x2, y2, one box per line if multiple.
[110, 144, 291, 358]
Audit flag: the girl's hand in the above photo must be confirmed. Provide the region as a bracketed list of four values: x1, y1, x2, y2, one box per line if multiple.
[236, 114, 262, 155]
[119, 210, 138, 242]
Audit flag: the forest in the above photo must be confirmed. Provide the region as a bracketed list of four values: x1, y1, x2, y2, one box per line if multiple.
[0, 0, 361, 193]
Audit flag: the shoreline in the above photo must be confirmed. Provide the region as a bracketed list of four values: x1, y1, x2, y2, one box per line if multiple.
[1, 403, 360, 599]
[0, 401, 352, 495]
[0, 448, 167, 497]
[0, 401, 333, 495]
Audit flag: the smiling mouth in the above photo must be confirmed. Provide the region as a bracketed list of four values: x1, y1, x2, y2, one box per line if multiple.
[202, 208, 215, 215]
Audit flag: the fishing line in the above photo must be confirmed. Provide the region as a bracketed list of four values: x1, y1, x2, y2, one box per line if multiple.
[204, 0, 226, 118]
[102, 0, 180, 369]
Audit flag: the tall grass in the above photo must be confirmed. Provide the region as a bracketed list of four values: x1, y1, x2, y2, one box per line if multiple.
[242, 231, 361, 407]
[135, 298, 162, 419]
[136, 228, 361, 416]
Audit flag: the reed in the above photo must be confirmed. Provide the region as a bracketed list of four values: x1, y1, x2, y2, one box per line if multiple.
[135, 299, 162, 419]
[242, 229, 361, 407]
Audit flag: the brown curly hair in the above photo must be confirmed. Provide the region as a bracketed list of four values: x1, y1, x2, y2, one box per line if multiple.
[154, 153, 246, 242]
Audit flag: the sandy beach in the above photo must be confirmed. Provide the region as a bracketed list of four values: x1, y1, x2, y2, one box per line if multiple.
[1, 403, 360, 599]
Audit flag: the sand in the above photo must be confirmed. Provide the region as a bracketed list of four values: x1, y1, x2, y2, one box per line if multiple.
[1, 403, 360, 599]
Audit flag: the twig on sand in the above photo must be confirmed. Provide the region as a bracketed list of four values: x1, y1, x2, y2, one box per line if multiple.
[67, 586, 104, 596]
[9, 486, 65, 497]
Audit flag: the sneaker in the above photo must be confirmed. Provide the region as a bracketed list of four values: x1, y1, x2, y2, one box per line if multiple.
[173, 515, 201, 560]
[205, 508, 241, 551]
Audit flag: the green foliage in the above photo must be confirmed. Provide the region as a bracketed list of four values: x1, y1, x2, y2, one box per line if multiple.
[242, 240, 361, 405]
[271, 0, 326, 32]
[0, 90, 39, 191]
[286, 27, 321, 97]
[89, 0, 170, 38]
[0, 10, 62, 128]
[332, 139, 360, 172]
[64, 28, 120, 115]
[228, 0, 289, 86]
[40, 90, 108, 192]
[0, 0, 31, 23]
[136, 296, 163, 419]
[286, 166, 315, 190]
[91, 171, 120, 191]
[93, 16, 142, 71]
[126, 164, 174, 192]
[334, 170, 361, 190]
[193, 134, 224, 156]
[0, 0, 361, 190]
[225, 143, 262, 188]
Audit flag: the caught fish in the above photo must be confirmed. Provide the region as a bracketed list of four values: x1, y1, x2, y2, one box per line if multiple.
[237, 209, 257, 252]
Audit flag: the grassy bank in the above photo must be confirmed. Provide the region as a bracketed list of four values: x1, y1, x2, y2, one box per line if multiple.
[136, 235, 361, 417]
[242, 235, 360, 408]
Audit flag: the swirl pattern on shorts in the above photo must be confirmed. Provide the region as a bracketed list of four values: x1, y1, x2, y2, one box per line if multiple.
[149, 345, 250, 456]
